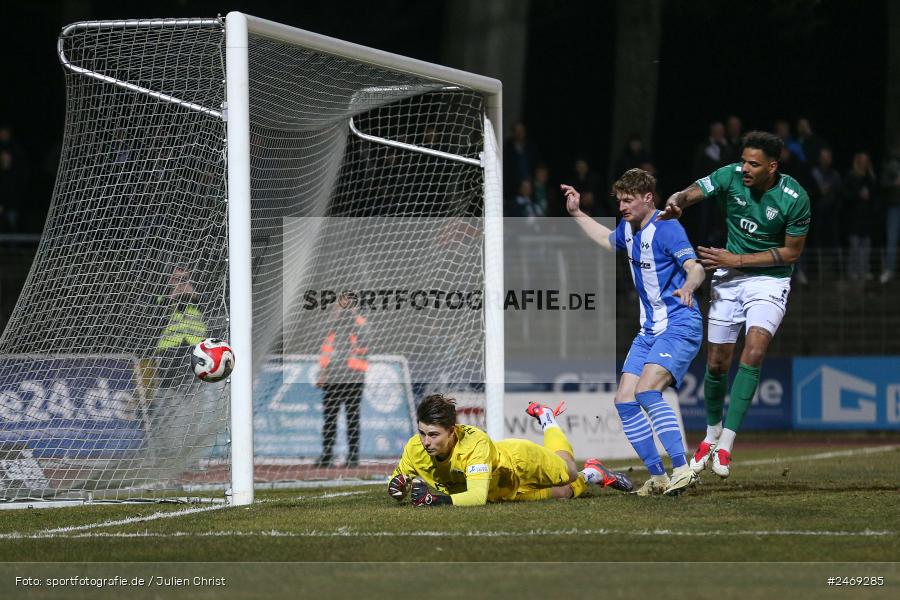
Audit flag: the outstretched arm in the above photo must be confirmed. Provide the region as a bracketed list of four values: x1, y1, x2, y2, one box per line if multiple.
[672, 259, 705, 306]
[658, 183, 705, 221]
[561, 184, 613, 251]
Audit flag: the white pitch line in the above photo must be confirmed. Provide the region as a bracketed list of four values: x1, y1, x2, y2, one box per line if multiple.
[0, 490, 369, 540]
[0, 528, 893, 540]
[605, 444, 899, 471]
[738, 445, 899, 466]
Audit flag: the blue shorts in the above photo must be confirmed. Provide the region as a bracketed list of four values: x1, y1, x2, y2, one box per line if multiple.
[622, 318, 702, 389]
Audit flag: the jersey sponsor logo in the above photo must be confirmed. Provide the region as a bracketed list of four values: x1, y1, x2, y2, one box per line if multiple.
[731, 195, 747, 207]
[641, 241, 650, 250]
[659, 352, 673, 358]
[766, 206, 780, 220]
[466, 464, 489, 475]
[628, 256, 652, 270]
[674, 247, 694, 259]
[739, 218, 758, 233]
[625, 237, 632, 243]
[794, 217, 811, 227]
[699, 176, 714, 193]
[782, 185, 799, 199]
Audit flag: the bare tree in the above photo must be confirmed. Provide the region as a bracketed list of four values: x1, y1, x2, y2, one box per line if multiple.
[887, 0, 900, 142]
[442, 0, 530, 135]
[608, 0, 662, 178]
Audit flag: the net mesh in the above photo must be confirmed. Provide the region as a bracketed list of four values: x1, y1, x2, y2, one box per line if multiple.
[0, 18, 491, 501]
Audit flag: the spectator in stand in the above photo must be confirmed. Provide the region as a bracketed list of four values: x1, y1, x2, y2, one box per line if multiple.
[569, 157, 604, 216]
[778, 145, 816, 284]
[504, 121, 540, 203]
[724, 115, 743, 163]
[842, 151, 878, 281]
[809, 148, 843, 269]
[774, 119, 806, 163]
[613, 134, 653, 180]
[510, 179, 545, 218]
[687, 122, 729, 247]
[532, 164, 560, 216]
[692, 121, 729, 178]
[0, 149, 23, 232]
[880, 134, 900, 283]
[0, 125, 28, 232]
[796, 118, 827, 167]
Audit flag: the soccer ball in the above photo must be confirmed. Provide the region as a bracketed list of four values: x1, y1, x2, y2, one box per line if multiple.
[191, 338, 235, 382]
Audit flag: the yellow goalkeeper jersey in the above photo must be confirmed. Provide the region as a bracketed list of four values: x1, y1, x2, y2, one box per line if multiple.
[392, 424, 520, 504]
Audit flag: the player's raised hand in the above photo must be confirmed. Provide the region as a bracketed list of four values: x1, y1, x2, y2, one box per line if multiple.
[560, 184, 581, 216]
[388, 473, 411, 501]
[410, 478, 452, 507]
[657, 193, 683, 221]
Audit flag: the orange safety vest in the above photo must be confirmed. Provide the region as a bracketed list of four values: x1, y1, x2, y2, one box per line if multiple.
[319, 315, 368, 373]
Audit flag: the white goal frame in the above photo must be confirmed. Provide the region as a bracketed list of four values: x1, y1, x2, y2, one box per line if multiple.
[223, 13, 504, 506]
[38, 13, 502, 508]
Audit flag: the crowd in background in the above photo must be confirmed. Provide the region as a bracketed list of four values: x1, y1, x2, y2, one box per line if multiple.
[504, 116, 900, 285]
[3, 114, 900, 284]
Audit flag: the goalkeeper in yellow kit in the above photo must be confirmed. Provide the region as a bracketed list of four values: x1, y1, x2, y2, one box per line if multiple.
[388, 394, 633, 507]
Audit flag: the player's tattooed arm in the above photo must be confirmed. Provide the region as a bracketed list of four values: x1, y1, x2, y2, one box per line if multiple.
[698, 235, 806, 270]
[658, 184, 704, 221]
[769, 248, 784, 265]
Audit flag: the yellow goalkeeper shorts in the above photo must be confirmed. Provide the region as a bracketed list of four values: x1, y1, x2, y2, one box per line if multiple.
[496, 438, 571, 500]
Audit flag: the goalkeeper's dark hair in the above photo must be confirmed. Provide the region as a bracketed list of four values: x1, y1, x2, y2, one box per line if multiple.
[741, 131, 783, 161]
[611, 168, 656, 197]
[417, 394, 457, 429]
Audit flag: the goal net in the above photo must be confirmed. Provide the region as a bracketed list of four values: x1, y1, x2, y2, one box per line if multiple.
[0, 14, 502, 505]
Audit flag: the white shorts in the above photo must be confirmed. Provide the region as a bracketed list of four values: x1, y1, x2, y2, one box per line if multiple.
[707, 268, 791, 344]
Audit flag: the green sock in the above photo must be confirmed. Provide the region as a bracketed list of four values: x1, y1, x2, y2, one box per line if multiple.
[704, 366, 728, 426]
[724, 363, 761, 432]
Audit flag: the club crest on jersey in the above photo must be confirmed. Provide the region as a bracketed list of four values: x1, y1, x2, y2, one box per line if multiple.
[766, 206, 779, 220]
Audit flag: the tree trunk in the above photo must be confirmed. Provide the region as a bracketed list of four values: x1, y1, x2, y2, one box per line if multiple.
[442, 0, 530, 135]
[886, 0, 900, 143]
[608, 0, 662, 178]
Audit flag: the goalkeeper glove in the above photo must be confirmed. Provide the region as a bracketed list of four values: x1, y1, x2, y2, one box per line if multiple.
[410, 478, 452, 507]
[388, 473, 411, 501]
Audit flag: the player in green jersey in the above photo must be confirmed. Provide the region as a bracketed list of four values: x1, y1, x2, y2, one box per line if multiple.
[658, 131, 811, 478]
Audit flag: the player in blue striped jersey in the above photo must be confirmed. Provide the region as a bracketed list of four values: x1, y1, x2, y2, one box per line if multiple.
[563, 168, 705, 496]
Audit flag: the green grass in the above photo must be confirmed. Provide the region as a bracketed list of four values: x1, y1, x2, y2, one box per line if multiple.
[0, 445, 897, 598]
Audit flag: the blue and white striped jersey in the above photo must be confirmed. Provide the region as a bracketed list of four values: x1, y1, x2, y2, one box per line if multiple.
[609, 211, 701, 335]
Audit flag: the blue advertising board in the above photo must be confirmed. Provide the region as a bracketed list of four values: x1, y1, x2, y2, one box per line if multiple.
[794, 357, 900, 430]
[507, 357, 793, 431]
[0, 355, 145, 458]
[677, 357, 793, 431]
[253, 355, 416, 459]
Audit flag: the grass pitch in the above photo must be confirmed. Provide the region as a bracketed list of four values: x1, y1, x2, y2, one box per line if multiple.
[0, 443, 897, 598]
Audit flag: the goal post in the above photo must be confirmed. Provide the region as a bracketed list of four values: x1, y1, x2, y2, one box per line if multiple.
[226, 13, 503, 505]
[0, 13, 502, 507]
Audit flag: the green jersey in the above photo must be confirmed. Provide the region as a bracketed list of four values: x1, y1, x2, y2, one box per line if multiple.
[696, 163, 811, 278]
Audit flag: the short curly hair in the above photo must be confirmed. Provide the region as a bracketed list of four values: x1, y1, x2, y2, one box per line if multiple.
[741, 131, 783, 161]
[612, 168, 656, 197]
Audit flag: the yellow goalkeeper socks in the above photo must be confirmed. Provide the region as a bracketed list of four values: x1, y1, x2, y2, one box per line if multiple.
[570, 473, 589, 498]
[543, 426, 574, 457]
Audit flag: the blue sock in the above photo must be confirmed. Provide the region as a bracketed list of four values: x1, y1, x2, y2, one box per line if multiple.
[636, 390, 687, 469]
[615, 401, 665, 476]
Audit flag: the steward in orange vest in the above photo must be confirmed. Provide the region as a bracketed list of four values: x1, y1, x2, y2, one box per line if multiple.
[315, 294, 368, 468]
